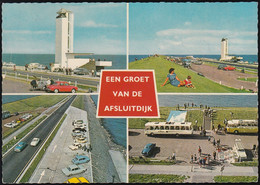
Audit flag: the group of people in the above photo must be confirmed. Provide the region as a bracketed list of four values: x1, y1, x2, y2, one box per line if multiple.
[190, 146, 217, 167]
[161, 68, 195, 88]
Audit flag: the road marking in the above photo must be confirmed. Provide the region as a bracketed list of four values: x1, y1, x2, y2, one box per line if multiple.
[60, 131, 63, 137]
[38, 170, 45, 183]
[52, 145, 57, 153]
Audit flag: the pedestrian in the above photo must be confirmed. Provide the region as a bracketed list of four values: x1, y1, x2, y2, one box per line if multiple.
[190, 154, 193, 163]
[207, 154, 210, 164]
[194, 154, 197, 162]
[213, 151, 216, 160]
[213, 138, 216, 146]
[192, 103, 194, 107]
[198, 146, 202, 156]
[172, 152, 176, 161]
[50, 78, 54, 85]
[203, 157, 206, 166]
[199, 158, 202, 168]
[208, 136, 211, 142]
[203, 129, 206, 137]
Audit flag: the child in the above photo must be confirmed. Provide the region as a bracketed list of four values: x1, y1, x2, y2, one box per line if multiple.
[184, 76, 195, 88]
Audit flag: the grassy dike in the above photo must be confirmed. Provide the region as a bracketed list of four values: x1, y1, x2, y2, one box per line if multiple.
[129, 56, 249, 93]
[71, 95, 85, 110]
[129, 107, 257, 129]
[129, 174, 189, 183]
[2, 95, 67, 113]
[20, 114, 67, 183]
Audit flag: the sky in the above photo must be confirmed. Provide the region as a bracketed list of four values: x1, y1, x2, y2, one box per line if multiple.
[2, 3, 126, 54]
[129, 2, 258, 55]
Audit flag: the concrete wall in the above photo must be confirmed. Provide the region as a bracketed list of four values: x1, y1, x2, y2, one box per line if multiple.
[67, 58, 90, 70]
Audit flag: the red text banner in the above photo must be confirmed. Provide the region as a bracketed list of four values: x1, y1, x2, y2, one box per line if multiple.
[97, 70, 159, 118]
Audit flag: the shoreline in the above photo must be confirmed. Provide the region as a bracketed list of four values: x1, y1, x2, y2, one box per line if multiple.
[89, 96, 126, 157]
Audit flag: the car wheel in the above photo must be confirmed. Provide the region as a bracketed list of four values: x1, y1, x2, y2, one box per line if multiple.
[71, 89, 76, 93]
[54, 89, 59, 93]
[234, 130, 239, 134]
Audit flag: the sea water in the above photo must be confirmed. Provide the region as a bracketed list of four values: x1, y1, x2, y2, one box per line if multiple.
[158, 95, 258, 108]
[2, 54, 127, 69]
[129, 54, 258, 63]
[91, 95, 126, 148]
[2, 95, 37, 104]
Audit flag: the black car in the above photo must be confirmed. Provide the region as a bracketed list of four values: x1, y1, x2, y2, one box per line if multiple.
[141, 143, 156, 157]
[73, 68, 89, 75]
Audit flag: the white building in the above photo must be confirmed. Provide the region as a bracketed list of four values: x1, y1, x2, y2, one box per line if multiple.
[220, 38, 243, 61]
[54, 8, 112, 71]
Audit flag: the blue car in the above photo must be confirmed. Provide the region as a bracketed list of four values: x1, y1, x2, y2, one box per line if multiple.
[72, 155, 90, 165]
[14, 142, 27, 152]
[141, 143, 156, 157]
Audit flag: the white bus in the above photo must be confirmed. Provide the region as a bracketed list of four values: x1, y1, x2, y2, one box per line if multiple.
[144, 122, 193, 136]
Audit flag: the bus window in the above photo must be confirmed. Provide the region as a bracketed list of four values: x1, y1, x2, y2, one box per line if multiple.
[165, 126, 169, 130]
[160, 126, 164, 130]
[150, 126, 154, 130]
[155, 126, 159, 130]
[181, 126, 185, 130]
[176, 126, 179, 130]
[186, 126, 189, 130]
[170, 126, 174, 130]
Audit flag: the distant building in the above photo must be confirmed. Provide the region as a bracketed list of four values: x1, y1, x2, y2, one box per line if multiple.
[220, 38, 243, 62]
[53, 8, 112, 71]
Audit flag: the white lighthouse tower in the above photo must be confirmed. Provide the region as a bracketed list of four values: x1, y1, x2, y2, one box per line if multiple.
[221, 38, 228, 60]
[55, 8, 74, 68]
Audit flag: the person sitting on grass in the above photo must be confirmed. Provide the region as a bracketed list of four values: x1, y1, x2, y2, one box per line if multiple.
[184, 76, 195, 88]
[161, 68, 185, 87]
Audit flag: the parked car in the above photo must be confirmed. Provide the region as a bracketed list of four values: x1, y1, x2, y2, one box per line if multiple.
[62, 164, 87, 177]
[66, 177, 89, 183]
[46, 81, 78, 93]
[74, 123, 87, 130]
[75, 136, 87, 143]
[223, 65, 236, 71]
[72, 128, 86, 133]
[72, 120, 84, 126]
[71, 130, 85, 137]
[218, 64, 227, 70]
[68, 142, 82, 150]
[72, 155, 90, 165]
[13, 112, 19, 116]
[19, 113, 32, 122]
[2, 111, 11, 120]
[192, 60, 203, 65]
[14, 142, 27, 152]
[73, 68, 89, 75]
[30, 138, 41, 146]
[141, 143, 156, 157]
[4, 121, 18, 128]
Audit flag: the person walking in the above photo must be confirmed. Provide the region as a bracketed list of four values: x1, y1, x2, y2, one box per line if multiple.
[190, 154, 193, 163]
[213, 151, 216, 160]
[198, 146, 202, 156]
[194, 154, 197, 163]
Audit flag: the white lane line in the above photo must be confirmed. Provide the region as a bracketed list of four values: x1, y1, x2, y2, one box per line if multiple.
[52, 145, 57, 153]
[60, 130, 63, 137]
[38, 170, 45, 183]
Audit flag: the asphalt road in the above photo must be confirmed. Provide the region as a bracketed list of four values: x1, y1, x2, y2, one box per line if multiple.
[201, 60, 258, 70]
[3, 69, 99, 87]
[2, 95, 76, 183]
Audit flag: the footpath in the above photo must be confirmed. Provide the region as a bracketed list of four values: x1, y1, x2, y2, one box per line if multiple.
[129, 164, 258, 183]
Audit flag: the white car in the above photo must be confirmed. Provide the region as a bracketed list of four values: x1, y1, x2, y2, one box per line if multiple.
[72, 120, 84, 126]
[62, 164, 87, 177]
[68, 142, 82, 150]
[74, 123, 87, 130]
[4, 121, 18, 128]
[30, 138, 41, 146]
[71, 130, 86, 137]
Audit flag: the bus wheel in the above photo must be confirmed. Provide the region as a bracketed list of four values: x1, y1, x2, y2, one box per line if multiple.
[234, 130, 239, 134]
[176, 133, 179, 137]
[150, 133, 154, 137]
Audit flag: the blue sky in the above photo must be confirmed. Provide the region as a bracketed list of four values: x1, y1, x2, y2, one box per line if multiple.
[2, 3, 126, 54]
[129, 2, 258, 55]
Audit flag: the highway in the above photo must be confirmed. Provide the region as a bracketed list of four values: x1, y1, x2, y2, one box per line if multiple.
[2, 95, 76, 183]
[2, 69, 99, 87]
[201, 60, 258, 70]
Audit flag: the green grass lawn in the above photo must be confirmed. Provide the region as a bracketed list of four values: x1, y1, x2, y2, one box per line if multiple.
[72, 95, 85, 110]
[237, 77, 258, 82]
[231, 159, 258, 167]
[129, 107, 257, 129]
[129, 174, 189, 183]
[214, 176, 258, 183]
[129, 56, 250, 93]
[129, 156, 176, 165]
[2, 95, 67, 113]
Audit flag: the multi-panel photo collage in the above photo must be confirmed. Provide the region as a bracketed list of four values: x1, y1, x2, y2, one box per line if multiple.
[1, 2, 258, 184]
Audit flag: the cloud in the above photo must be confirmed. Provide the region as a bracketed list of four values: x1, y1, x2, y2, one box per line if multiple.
[79, 20, 118, 28]
[3, 30, 52, 34]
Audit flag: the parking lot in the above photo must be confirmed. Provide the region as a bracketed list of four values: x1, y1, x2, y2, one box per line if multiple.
[29, 106, 93, 183]
[129, 129, 258, 164]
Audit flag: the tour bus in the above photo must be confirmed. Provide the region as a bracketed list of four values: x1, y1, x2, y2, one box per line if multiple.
[226, 119, 258, 134]
[144, 121, 193, 136]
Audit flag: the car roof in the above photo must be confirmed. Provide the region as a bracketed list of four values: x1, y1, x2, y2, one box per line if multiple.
[68, 164, 78, 168]
[145, 143, 154, 147]
[76, 155, 89, 159]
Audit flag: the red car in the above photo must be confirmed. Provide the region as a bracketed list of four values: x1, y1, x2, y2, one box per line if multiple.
[46, 81, 78, 93]
[223, 66, 236, 71]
